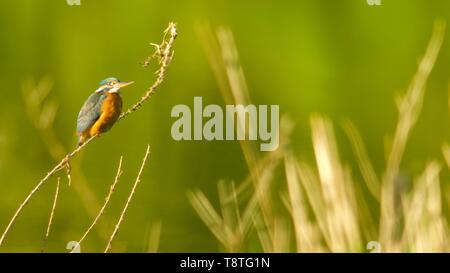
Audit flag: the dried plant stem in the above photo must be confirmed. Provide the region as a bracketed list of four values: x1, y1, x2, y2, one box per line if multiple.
[104, 145, 151, 253]
[119, 22, 177, 120]
[42, 177, 60, 252]
[0, 133, 95, 247]
[0, 22, 177, 249]
[0, 158, 68, 247]
[76, 156, 123, 247]
[342, 121, 380, 201]
[379, 20, 445, 249]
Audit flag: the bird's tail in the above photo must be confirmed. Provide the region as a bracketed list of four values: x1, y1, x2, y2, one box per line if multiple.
[77, 135, 85, 147]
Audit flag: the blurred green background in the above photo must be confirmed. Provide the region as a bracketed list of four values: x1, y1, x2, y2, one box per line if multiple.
[1, 0, 450, 252]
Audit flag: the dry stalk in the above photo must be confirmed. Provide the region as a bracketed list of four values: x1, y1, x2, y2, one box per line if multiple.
[75, 156, 123, 248]
[42, 177, 60, 252]
[104, 145, 151, 252]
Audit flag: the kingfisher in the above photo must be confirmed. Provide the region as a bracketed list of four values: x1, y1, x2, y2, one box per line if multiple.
[76, 77, 134, 146]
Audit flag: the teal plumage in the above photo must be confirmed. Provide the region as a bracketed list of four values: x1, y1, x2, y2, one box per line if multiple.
[76, 92, 108, 134]
[99, 77, 121, 86]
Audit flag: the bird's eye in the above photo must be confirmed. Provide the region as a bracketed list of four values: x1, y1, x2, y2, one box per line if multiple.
[109, 81, 116, 86]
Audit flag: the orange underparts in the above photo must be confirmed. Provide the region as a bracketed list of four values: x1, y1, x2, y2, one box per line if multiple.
[79, 93, 122, 144]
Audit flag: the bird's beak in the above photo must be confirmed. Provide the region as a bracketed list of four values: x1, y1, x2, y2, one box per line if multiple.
[108, 81, 134, 93]
[117, 81, 134, 89]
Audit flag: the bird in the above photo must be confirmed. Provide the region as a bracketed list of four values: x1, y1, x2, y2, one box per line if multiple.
[76, 77, 134, 146]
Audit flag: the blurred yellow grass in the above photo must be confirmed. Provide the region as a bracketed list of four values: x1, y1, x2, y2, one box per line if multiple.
[190, 20, 450, 253]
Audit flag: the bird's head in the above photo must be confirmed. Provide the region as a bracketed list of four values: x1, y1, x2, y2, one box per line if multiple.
[95, 77, 134, 94]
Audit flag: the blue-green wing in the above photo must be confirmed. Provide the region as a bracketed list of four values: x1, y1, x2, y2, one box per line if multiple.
[77, 92, 106, 133]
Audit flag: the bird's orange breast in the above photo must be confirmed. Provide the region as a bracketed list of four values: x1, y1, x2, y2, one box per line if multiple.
[89, 93, 123, 136]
